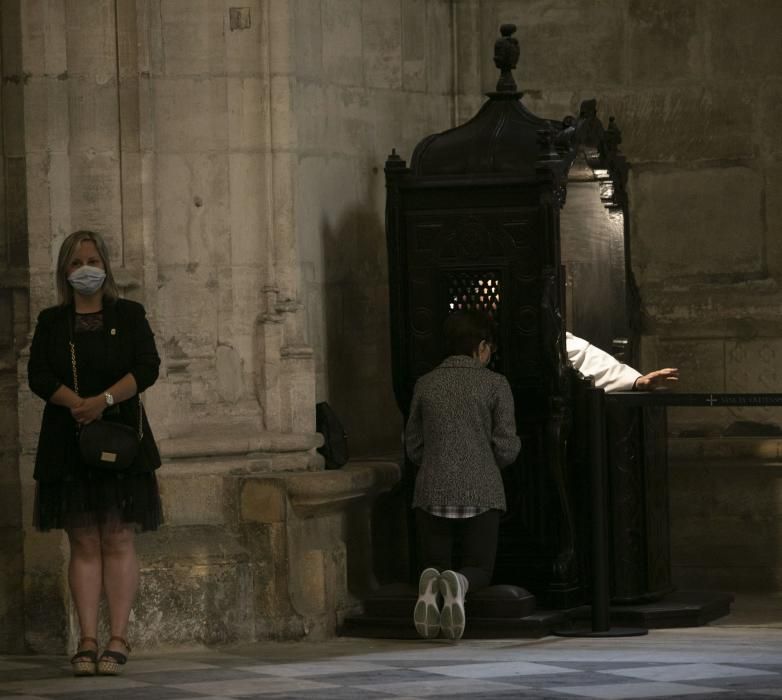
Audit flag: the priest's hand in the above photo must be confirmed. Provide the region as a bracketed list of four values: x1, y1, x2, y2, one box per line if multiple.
[633, 368, 679, 391]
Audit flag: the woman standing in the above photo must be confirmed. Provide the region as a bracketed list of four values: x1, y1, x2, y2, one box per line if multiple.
[28, 230, 162, 675]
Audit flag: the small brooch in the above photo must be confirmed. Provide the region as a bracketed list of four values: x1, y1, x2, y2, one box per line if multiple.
[110, 328, 117, 335]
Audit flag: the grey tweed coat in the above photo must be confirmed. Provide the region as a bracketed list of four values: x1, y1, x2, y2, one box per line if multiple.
[405, 355, 521, 512]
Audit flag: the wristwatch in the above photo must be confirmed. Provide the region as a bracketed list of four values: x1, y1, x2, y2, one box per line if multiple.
[104, 392, 115, 406]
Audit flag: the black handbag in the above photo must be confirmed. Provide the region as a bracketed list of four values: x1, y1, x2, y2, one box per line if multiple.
[79, 417, 140, 471]
[69, 335, 143, 471]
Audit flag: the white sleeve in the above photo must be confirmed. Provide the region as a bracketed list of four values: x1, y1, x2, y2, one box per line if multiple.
[566, 332, 641, 393]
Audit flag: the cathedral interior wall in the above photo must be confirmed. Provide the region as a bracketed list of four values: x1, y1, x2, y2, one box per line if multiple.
[0, 0, 28, 654]
[298, 0, 782, 593]
[293, 0, 456, 457]
[3, 0, 782, 652]
[459, 0, 782, 592]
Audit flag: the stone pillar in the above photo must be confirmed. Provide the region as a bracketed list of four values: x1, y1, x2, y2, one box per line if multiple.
[138, 0, 315, 454]
[0, 0, 28, 654]
[255, 0, 315, 438]
[16, 0, 74, 654]
[12, 0, 167, 653]
[293, 0, 457, 456]
[14, 0, 397, 652]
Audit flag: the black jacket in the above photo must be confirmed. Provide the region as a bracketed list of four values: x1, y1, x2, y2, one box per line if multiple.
[28, 298, 162, 481]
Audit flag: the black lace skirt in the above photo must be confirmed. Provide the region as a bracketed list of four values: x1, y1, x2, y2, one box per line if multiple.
[34, 470, 163, 532]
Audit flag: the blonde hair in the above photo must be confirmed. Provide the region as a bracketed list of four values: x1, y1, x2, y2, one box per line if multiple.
[56, 230, 119, 305]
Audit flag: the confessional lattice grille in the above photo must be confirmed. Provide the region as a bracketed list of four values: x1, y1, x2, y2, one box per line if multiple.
[447, 272, 501, 320]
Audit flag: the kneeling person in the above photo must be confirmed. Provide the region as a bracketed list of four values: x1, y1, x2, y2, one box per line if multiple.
[405, 309, 521, 640]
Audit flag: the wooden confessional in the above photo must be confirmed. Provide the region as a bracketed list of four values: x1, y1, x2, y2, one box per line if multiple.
[343, 25, 733, 638]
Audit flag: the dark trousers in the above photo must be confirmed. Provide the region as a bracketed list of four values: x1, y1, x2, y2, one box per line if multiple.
[415, 508, 500, 593]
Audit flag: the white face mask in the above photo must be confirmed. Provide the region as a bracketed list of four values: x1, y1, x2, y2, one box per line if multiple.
[68, 265, 106, 296]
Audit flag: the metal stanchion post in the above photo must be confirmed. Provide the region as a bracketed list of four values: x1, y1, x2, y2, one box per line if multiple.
[555, 387, 647, 638]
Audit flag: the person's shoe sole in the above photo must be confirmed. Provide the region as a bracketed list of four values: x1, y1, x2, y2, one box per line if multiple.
[70, 648, 97, 677]
[71, 661, 96, 677]
[439, 570, 466, 640]
[414, 568, 441, 639]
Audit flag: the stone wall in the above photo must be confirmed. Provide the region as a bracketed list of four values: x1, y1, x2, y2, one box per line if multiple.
[0, 0, 28, 654]
[305, 0, 782, 456]
[456, 0, 782, 430]
[670, 437, 782, 591]
[293, 0, 456, 457]
[6, 0, 782, 653]
[455, 0, 782, 592]
[8, 0, 396, 653]
[138, 0, 316, 446]
[309, 0, 782, 592]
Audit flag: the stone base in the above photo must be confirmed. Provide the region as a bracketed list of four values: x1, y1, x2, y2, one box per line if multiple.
[570, 590, 735, 629]
[341, 586, 732, 639]
[340, 582, 558, 639]
[20, 457, 400, 653]
[132, 525, 255, 648]
[669, 438, 782, 593]
[0, 526, 25, 653]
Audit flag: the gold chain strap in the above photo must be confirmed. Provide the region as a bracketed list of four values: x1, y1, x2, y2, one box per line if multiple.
[69, 338, 143, 440]
[69, 341, 79, 396]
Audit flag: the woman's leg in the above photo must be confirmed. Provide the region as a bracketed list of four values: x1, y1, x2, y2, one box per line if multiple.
[66, 525, 103, 644]
[458, 509, 501, 593]
[415, 508, 454, 572]
[413, 509, 454, 638]
[99, 520, 139, 651]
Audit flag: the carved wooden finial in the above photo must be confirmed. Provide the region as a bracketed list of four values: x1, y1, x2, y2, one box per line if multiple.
[493, 24, 520, 93]
[385, 148, 407, 171]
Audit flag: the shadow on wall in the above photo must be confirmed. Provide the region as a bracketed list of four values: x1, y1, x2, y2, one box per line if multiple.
[321, 205, 401, 459]
[321, 203, 411, 586]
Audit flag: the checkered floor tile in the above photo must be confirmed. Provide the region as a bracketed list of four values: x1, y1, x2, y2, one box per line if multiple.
[1, 629, 781, 699]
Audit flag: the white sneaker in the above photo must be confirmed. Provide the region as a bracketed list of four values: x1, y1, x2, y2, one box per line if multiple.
[439, 570, 467, 640]
[414, 567, 441, 639]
